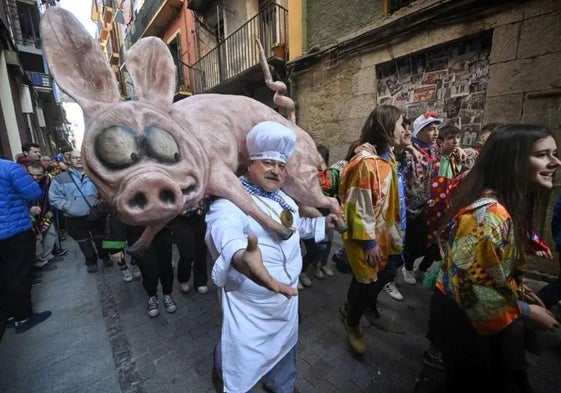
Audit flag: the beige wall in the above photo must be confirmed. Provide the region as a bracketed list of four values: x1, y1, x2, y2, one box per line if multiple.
[293, 0, 561, 274]
[295, 0, 561, 163]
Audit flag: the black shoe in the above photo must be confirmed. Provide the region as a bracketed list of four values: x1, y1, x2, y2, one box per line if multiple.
[52, 248, 68, 257]
[423, 350, 445, 372]
[15, 311, 52, 334]
[33, 262, 57, 272]
[332, 254, 351, 273]
[6, 317, 15, 329]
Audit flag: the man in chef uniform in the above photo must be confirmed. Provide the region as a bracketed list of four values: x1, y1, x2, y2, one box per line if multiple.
[206, 121, 336, 393]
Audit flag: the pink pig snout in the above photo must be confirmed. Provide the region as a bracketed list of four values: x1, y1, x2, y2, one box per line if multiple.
[114, 171, 184, 226]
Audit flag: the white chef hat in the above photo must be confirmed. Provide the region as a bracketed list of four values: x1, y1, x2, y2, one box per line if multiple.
[246, 121, 297, 163]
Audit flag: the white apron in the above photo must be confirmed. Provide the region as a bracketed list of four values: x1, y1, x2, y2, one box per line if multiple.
[206, 193, 325, 392]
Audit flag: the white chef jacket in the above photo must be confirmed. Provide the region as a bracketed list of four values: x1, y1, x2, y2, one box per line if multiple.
[205, 191, 325, 393]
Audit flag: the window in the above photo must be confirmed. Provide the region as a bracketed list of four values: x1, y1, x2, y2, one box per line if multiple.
[168, 35, 184, 90]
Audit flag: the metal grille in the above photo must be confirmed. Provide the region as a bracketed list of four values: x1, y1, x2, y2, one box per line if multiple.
[188, 3, 287, 94]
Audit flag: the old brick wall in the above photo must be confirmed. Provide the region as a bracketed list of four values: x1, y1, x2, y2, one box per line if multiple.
[294, 0, 561, 275]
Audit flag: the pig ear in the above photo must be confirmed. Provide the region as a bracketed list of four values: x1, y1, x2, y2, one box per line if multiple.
[40, 8, 120, 114]
[125, 37, 176, 106]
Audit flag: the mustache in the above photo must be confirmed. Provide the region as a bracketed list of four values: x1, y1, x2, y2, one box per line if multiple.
[264, 172, 280, 181]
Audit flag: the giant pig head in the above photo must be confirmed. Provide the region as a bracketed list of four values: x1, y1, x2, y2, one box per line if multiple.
[40, 8, 209, 226]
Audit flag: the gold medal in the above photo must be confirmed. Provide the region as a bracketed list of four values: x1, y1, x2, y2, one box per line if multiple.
[280, 209, 294, 228]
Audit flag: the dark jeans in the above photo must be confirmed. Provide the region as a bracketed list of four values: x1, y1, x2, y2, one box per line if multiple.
[127, 226, 173, 297]
[429, 290, 533, 393]
[0, 230, 36, 321]
[404, 211, 441, 272]
[302, 228, 334, 272]
[66, 216, 108, 265]
[171, 214, 208, 287]
[345, 255, 399, 327]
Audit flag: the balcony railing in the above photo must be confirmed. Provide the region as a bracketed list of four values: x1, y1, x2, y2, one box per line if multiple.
[126, 0, 184, 46]
[188, 3, 287, 94]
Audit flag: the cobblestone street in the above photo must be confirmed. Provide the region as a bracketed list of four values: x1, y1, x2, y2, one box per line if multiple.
[1, 236, 560, 393]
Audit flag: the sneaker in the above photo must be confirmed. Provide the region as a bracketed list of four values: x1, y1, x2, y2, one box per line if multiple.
[196, 285, 209, 294]
[297, 280, 304, 290]
[339, 304, 367, 354]
[14, 311, 52, 334]
[121, 268, 133, 282]
[423, 350, 445, 372]
[147, 296, 159, 317]
[180, 282, 190, 293]
[6, 317, 15, 329]
[321, 265, 335, 277]
[299, 273, 312, 287]
[312, 266, 325, 279]
[52, 248, 68, 257]
[87, 263, 99, 273]
[34, 262, 57, 272]
[402, 266, 416, 285]
[130, 264, 141, 279]
[383, 282, 404, 301]
[163, 295, 177, 313]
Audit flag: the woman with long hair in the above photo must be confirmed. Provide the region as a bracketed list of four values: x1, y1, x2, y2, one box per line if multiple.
[429, 124, 561, 392]
[338, 105, 405, 354]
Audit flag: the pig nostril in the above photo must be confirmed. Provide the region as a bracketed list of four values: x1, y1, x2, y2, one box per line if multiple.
[159, 189, 176, 205]
[129, 192, 148, 209]
[181, 185, 196, 195]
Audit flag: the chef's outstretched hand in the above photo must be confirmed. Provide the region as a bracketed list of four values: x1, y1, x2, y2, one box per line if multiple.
[232, 234, 298, 298]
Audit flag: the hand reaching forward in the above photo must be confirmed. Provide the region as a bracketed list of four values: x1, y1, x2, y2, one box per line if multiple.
[528, 304, 560, 331]
[232, 234, 298, 298]
[523, 282, 545, 308]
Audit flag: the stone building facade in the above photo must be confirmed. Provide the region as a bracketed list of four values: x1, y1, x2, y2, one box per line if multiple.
[288, 0, 561, 274]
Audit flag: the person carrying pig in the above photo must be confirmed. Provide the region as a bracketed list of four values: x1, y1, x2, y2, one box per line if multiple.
[206, 121, 339, 393]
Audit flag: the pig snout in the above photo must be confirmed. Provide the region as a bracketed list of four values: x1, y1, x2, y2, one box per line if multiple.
[114, 172, 185, 225]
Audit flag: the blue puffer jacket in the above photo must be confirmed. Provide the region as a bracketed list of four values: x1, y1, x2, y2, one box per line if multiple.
[0, 159, 42, 240]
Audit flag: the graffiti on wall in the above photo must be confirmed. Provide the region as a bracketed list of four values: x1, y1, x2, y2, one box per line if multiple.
[376, 32, 492, 146]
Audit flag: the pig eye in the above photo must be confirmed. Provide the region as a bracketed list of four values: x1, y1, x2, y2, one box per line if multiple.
[144, 126, 180, 164]
[95, 126, 140, 169]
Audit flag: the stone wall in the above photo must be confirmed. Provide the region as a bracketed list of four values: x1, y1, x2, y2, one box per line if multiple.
[294, 0, 561, 275]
